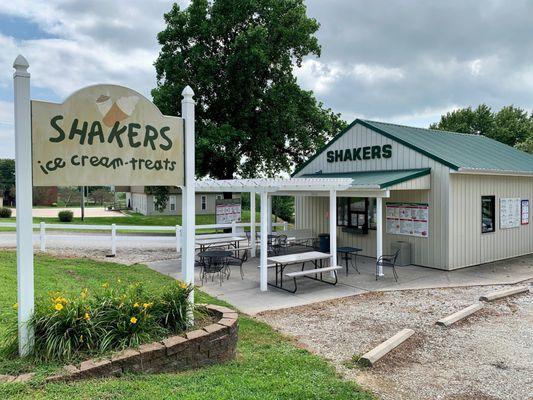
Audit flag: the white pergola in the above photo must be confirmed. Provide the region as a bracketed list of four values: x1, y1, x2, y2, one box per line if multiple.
[195, 177, 387, 291]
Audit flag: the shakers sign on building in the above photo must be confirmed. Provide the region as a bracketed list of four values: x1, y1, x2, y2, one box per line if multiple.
[32, 84, 185, 186]
[326, 144, 392, 163]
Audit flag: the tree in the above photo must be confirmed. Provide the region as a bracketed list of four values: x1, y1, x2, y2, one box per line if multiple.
[152, 0, 345, 181]
[431, 104, 533, 147]
[90, 188, 114, 205]
[272, 196, 294, 223]
[516, 137, 533, 154]
[58, 187, 81, 207]
[0, 159, 15, 203]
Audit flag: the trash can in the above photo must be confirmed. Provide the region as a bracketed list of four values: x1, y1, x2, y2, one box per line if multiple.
[318, 233, 330, 253]
[391, 241, 411, 266]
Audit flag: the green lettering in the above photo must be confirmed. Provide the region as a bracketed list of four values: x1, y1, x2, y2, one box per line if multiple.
[49, 115, 65, 143]
[343, 148, 352, 161]
[382, 144, 392, 158]
[326, 151, 334, 163]
[88, 121, 105, 145]
[108, 122, 127, 148]
[159, 126, 172, 151]
[371, 145, 381, 159]
[334, 149, 344, 162]
[353, 148, 362, 160]
[68, 119, 88, 145]
[144, 125, 159, 150]
[362, 147, 371, 160]
[128, 123, 142, 148]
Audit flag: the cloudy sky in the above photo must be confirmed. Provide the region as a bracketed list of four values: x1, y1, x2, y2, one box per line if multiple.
[1, 0, 533, 158]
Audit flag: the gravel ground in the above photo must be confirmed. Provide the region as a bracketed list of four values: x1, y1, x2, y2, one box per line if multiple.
[257, 283, 533, 400]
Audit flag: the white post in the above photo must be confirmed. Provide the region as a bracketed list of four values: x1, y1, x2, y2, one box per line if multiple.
[231, 220, 237, 234]
[267, 194, 273, 233]
[111, 223, 116, 256]
[39, 222, 46, 252]
[376, 197, 384, 277]
[181, 86, 196, 307]
[329, 190, 337, 269]
[13, 55, 34, 356]
[283, 221, 288, 231]
[250, 192, 256, 257]
[175, 225, 181, 253]
[259, 192, 268, 291]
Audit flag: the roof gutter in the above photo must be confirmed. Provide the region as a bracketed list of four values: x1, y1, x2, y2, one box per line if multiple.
[452, 168, 533, 177]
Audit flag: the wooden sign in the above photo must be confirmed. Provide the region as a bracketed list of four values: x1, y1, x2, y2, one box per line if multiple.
[31, 84, 184, 186]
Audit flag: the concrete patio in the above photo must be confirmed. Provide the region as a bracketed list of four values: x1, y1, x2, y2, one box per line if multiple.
[147, 249, 533, 315]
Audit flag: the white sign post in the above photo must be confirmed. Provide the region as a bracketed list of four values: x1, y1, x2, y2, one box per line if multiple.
[181, 86, 196, 309]
[13, 55, 34, 356]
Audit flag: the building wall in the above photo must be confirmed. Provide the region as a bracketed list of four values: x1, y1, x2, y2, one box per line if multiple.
[294, 123, 452, 269]
[448, 173, 533, 269]
[130, 193, 224, 215]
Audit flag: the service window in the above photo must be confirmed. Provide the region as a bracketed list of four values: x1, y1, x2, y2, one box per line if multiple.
[481, 196, 495, 233]
[201, 195, 207, 211]
[337, 197, 376, 232]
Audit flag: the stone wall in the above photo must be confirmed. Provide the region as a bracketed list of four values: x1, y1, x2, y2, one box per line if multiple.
[38, 304, 237, 383]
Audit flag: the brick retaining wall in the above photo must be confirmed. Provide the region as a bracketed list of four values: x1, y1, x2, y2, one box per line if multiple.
[4, 304, 238, 384]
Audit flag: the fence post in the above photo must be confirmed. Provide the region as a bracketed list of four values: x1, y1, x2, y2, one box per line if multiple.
[175, 225, 181, 253]
[231, 220, 237, 234]
[283, 221, 288, 231]
[111, 223, 116, 256]
[39, 221, 46, 252]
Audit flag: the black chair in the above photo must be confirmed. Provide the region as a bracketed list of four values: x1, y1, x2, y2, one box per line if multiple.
[272, 234, 288, 255]
[376, 249, 401, 282]
[226, 248, 248, 280]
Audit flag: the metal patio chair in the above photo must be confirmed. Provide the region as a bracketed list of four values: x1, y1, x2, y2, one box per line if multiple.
[226, 248, 249, 280]
[376, 249, 401, 282]
[272, 234, 288, 255]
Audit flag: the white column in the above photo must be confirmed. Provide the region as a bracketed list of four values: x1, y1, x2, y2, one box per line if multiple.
[175, 225, 181, 253]
[259, 192, 268, 291]
[376, 197, 384, 276]
[181, 86, 196, 305]
[329, 190, 337, 268]
[39, 222, 46, 252]
[267, 194, 273, 233]
[13, 55, 34, 356]
[111, 223, 117, 256]
[250, 192, 256, 257]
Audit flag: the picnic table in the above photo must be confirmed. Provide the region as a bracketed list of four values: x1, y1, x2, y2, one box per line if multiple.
[195, 235, 247, 252]
[267, 251, 342, 293]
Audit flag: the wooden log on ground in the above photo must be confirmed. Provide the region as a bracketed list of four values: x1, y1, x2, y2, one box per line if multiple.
[479, 286, 529, 302]
[359, 328, 415, 367]
[436, 303, 483, 327]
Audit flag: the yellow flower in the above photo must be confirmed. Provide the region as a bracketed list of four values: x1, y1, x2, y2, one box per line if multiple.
[133, 302, 140, 308]
[102, 282, 109, 289]
[80, 335, 84, 343]
[179, 282, 188, 289]
[84, 312, 90, 321]
[54, 303, 63, 311]
[80, 288, 88, 299]
[130, 316, 137, 324]
[12, 303, 18, 310]
[143, 302, 153, 309]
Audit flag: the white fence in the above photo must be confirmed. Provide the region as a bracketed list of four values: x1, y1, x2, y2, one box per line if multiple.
[0, 221, 288, 255]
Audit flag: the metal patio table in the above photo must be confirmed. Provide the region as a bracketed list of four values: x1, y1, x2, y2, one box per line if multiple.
[197, 250, 233, 285]
[337, 246, 362, 275]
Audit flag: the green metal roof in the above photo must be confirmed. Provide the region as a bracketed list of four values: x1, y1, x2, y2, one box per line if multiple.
[302, 168, 431, 189]
[293, 119, 533, 175]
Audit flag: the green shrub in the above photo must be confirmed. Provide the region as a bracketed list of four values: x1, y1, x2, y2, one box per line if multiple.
[58, 210, 73, 222]
[8, 281, 194, 361]
[0, 207, 12, 218]
[51, 203, 58, 207]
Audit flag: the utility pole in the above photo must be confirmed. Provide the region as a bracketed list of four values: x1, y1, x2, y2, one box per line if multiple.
[81, 186, 85, 221]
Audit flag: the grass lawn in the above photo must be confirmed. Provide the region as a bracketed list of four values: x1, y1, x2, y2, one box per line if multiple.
[0, 250, 372, 400]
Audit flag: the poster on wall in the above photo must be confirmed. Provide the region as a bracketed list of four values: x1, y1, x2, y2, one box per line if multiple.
[500, 198, 521, 229]
[215, 198, 242, 224]
[386, 202, 429, 237]
[521, 199, 529, 225]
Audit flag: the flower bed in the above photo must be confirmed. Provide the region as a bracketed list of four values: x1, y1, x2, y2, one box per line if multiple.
[0, 305, 238, 383]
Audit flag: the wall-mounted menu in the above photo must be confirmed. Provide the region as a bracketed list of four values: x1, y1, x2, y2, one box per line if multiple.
[521, 199, 529, 225]
[500, 198, 521, 229]
[386, 202, 429, 237]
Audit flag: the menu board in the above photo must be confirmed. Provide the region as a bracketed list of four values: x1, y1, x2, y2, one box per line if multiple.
[521, 199, 529, 225]
[386, 202, 429, 237]
[215, 198, 242, 224]
[500, 198, 521, 229]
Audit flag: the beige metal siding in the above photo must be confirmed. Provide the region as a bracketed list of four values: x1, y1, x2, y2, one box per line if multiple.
[295, 123, 451, 269]
[448, 173, 533, 269]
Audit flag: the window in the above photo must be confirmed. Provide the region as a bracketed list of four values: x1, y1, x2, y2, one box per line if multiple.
[481, 196, 495, 233]
[169, 196, 176, 211]
[216, 195, 222, 200]
[201, 195, 207, 211]
[337, 197, 377, 232]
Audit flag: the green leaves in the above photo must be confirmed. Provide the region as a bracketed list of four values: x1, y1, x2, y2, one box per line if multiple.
[431, 104, 533, 151]
[152, 0, 344, 179]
